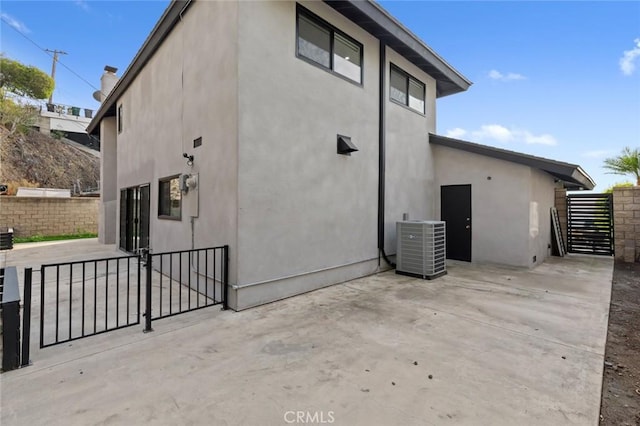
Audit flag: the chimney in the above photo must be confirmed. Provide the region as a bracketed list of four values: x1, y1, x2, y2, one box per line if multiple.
[95, 65, 119, 103]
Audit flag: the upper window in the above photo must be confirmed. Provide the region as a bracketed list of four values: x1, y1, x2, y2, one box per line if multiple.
[117, 104, 123, 133]
[297, 6, 363, 84]
[390, 65, 425, 114]
[158, 176, 181, 220]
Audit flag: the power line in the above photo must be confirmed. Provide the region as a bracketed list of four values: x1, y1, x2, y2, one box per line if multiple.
[1, 16, 104, 97]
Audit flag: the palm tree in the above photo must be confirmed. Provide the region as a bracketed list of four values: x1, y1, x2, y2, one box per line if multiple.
[603, 147, 640, 186]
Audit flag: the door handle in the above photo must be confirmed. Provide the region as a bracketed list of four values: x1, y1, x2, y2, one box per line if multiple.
[465, 225, 470, 229]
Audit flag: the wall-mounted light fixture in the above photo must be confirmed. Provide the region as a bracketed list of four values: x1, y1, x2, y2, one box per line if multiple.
[337, 134, 358, 156]
[183, 152, 194, 166]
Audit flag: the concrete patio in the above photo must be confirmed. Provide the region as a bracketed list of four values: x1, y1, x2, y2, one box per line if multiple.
[1, 240, 613, 425]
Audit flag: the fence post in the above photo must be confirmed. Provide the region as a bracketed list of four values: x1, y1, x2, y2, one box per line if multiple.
[21, 268, 32, 367]
[40, 268, 45, 349]
[566, 195, 572, 253]
[609, 193, 615, 256]
[223, 245, 229, 310]
[144, 251, 153, 333]
[137, 256, 141, 325]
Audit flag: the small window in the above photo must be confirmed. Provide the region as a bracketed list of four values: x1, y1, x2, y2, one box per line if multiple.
[298, 14, 331, 68]
[117, 104, 123, 133]
[297, 6, 363, 84]
[158, 176, 181, 220]
[390, 65, 425, 114]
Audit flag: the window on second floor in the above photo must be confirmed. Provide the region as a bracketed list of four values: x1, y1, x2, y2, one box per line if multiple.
[296, 6, 363, 84]
[390, 65, 425, 114]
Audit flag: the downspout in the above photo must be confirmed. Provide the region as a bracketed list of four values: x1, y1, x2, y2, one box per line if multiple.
[378, 41, 395, 268]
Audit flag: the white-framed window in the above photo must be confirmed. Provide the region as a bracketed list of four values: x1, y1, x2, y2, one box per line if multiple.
[390, 64, 425, 114]
[296, 5, 363, 85]
[158, 175, 181, 220]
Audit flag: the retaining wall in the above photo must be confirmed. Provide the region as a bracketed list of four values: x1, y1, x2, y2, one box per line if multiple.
[0, 197, 98, 238]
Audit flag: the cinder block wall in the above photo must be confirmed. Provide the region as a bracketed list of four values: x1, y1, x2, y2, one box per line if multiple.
[613, 187, 640, 263]
[554, 188, 568, 248]
[0, 197, 98, 238]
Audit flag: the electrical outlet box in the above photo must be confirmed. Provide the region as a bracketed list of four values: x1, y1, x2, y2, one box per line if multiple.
[184, 173, 199, 217]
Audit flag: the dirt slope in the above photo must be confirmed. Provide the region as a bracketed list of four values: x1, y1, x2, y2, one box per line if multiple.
[0, 126, 99, 192]
[599, 261, 640, 425]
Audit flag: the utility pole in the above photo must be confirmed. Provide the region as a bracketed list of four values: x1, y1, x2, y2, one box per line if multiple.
[44, 49, 67, 104]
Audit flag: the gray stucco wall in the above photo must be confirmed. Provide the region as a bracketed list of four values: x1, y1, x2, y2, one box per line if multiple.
[232, 1, 440, 308]
[432, 144, 532, 267]
[104, 0, 454, 309]
[111, 1, 239, 281]
[528, 168, 555, 266]
[99, 117, 117, 244]
[235, 1, 381, 308]
[384, 48, 438, 254]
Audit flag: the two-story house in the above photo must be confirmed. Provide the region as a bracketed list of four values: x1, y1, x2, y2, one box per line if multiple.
[88, 0, 594, 310]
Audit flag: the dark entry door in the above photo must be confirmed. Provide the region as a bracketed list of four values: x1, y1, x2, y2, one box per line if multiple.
[119, 184, 150, 253]
[441, 184, 472, 262]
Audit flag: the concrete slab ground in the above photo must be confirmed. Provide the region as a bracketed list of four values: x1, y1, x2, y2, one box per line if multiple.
[1, 240, 613, 425]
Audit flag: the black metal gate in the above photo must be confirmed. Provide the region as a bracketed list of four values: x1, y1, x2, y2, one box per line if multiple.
[38, 255, 142, 348]
[24, 246, 229, 350]
[567, 193, 614, 256]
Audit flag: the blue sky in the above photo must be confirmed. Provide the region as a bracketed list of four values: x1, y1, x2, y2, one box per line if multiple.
[1, 1, 639, 191]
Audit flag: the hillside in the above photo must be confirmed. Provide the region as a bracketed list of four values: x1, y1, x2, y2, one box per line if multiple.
[0, 126, 100, 194]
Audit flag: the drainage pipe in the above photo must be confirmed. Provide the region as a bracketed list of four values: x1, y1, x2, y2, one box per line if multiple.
[378, 40, 395, 268]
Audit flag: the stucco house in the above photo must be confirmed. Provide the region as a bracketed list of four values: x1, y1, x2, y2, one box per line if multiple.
[431, 134, 593, 266]
[87, 0, 594, 310]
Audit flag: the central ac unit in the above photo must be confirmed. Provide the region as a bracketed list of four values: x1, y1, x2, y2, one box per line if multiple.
[396, 220, 447, 280]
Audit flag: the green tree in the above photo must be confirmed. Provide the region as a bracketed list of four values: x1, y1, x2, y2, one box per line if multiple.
[0, 56, 54, 100]
[603, 181, 634, 194]
[0, 97, 38, 135]
[603, 147, 640, 186]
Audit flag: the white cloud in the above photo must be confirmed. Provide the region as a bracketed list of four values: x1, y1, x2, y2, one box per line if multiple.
[582, 149, 613, 158]
[488, 69, 527, 81]
[488, 70, 503, 80]
[74, 0, 90, 11]
[520, 131, 557, 146]
[620, 38, 640, 76]
[445, 124, 557, 146]
[472, 124, 514, 143]
[445, 128, 467, 139]
[0, 12, 29, 33]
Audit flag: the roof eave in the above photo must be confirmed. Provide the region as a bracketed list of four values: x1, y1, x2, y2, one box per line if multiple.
[88, 0, 472, 135]
[324, 0, 472, 97]
[429, 133, 596, 190]
[571, 167, 596, 190]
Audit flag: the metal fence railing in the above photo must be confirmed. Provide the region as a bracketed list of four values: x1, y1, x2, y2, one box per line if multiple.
[21, 246, 229, 353]
[39, 255, 142, 348]
[143, 246, 229, 332]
